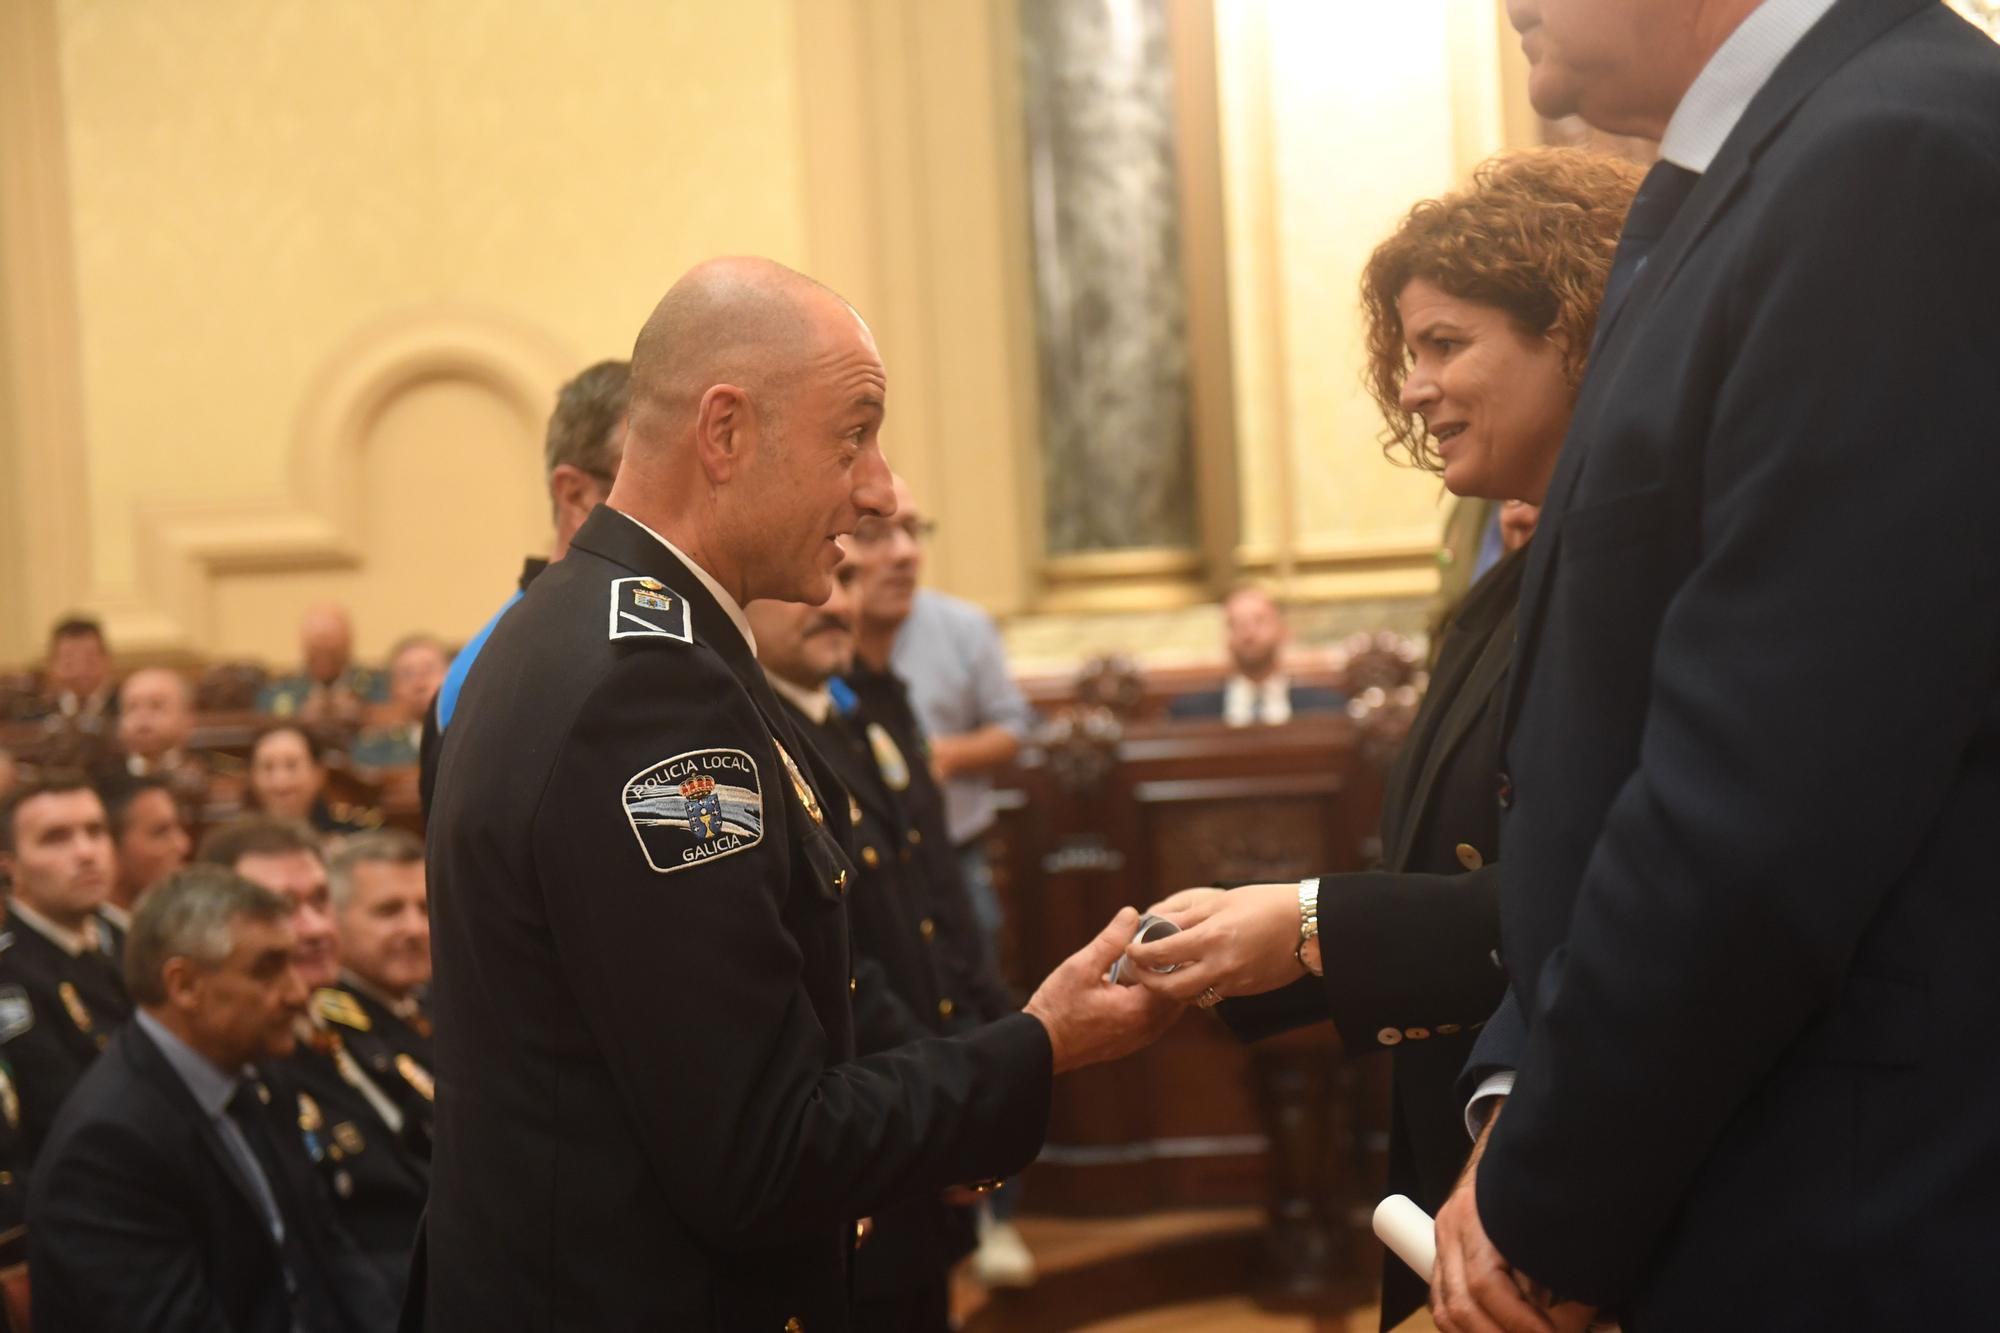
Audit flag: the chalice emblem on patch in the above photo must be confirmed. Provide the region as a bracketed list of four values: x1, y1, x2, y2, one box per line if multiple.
[681, 774, 723, 840]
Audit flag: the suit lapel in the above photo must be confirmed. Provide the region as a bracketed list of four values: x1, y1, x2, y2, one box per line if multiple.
[1504, 0, 1930, 741]
[1387, 554, 1522, 870]
[121, 1026, 283, 1245]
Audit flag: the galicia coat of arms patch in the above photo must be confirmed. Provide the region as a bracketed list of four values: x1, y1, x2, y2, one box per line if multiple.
[623, 747, 765, 874]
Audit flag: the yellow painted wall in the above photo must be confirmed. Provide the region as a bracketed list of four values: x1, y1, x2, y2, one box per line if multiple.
[2, 0, 1526, 670]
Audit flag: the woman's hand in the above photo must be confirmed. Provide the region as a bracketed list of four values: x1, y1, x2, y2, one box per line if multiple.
[1124, 882, 1308, 1003]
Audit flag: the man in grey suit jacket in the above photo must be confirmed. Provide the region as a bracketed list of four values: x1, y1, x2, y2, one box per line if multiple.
[1433, 2, 2000, 1330]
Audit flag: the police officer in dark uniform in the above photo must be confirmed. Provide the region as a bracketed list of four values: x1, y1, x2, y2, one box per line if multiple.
[749, 549, 1019, 1332]
[0, 777, 132, 1175]
[202, 815, 432, 1303]
[415, 257, 1177, 1331]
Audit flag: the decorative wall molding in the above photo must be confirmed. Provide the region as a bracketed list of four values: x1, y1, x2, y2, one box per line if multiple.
[103, 307, 572, 656]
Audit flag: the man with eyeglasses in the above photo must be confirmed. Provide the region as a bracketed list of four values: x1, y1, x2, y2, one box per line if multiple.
[419, 359, 628, 811]
[850, 472, 1042, 1285]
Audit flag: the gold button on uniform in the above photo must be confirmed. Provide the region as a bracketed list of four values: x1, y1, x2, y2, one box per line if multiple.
[1438, 1023, 1461, 1035]
[861, 846, 880, 868]
[1377, 1027, 1403, 1047]
[907, 829, 922, 846]
[919, 918, 936, 942]
[1455, 842, 1483, 870]
[849, 977, 857, 995]
[786, 1320, 804, 1333]
[937, 998, 955, 1020]
[1404, 1027, 1431, 1041]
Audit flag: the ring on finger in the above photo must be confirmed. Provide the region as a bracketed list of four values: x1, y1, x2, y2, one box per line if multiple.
[1197, 986, 1222, 1008]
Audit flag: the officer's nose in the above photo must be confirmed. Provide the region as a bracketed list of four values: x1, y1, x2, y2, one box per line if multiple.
[852, 444, 895, 522]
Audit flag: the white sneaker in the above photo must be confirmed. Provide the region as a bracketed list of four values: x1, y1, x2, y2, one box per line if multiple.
[972, 1207, 1036, 1288]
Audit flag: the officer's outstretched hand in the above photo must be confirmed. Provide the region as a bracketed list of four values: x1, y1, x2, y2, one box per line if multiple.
[1024, 907, 1185, 1074]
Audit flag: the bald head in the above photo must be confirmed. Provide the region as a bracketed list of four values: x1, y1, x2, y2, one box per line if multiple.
[300, 603, 353, 685]
[627, 257, 856, 457]
[608, 257, 895, 609]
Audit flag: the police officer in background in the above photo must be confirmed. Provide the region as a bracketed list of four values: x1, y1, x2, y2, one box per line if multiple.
[416, 256, 1180, 1331]
[748, 545, 1013, 1332]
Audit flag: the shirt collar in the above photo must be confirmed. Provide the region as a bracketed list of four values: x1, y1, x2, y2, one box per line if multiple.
[764, 670, 834, 725]
[615, 510, 758, 656]
[98, 902, 131, 933]
[136, 1008, 242, 1118]
[1658, 0, 1838, 172]
[339, 970, 419, 1022]
[9, 899, 102, 957]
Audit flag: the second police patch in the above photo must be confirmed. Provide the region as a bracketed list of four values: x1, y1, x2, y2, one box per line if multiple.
[623, 747, 765, 874]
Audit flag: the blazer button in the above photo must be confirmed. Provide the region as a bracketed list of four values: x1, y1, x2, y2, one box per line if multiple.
[920, 918, 936, 942]
[1455, 843, 1483, 870]
[861, 846, 881, 868]
[938, 998, 955, 1020]
[1376, 1027, 1403, 1047]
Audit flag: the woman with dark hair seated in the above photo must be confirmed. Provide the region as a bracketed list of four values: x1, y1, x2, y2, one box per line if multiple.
[248, 722, 380, 839]
[1122, 148, 1641, 1329]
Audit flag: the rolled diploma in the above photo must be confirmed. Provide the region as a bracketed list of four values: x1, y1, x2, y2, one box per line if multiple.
[1372, 1194, 1436, 1278]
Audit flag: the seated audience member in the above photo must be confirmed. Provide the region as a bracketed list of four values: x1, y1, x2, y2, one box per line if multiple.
[257, 603, 386, 731]
[202, 818, 430, 1303]
[26, 865, 398, 1333]
[0, 1049, 22, 1239]
[350, 636, 449, 769]
[0, 749, 16, 803]
[32, 617, 116, 733]
[0, 776, 131, 1172]
[97, 775, 193, 959]
[751, 546, 1013, 1327]
[326, 832, 434, 1068]
[249, 723, 380, 838]
[1168, 583, 1347, 726]
[113, 666, 213, 811]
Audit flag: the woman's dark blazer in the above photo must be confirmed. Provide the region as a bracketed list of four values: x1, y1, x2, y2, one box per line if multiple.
[1219, 546, 1523, 1329]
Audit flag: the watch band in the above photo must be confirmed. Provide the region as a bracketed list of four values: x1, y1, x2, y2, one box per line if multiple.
[1294, 877, 1321, 976]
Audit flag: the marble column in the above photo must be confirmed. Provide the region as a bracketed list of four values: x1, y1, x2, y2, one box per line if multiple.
[1019, 0, 1198, 556]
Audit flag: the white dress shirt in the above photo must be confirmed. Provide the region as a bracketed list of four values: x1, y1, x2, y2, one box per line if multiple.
[1223, 673, 1294, 728]
[1467, 0, 1837, 1141]
[618, 509, 758, 655]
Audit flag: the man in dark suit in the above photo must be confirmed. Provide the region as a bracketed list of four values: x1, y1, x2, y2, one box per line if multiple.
[417, 256, 1178, 1330]
[1429, 3, 2000, 1330]
[0, 777, 131, 1175]
[27, 865, 396, 1332]
[1167, 583, 1346, 725]
[749, 546, 1017, 1331]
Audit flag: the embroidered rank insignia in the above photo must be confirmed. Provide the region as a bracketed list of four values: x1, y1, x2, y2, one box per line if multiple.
[623, 747, 765, 874]
[866, 723, 911, 791]
[0, 985, 33, 1044]
[773, 739, 824, 826]
[609, 575, 693, 643]
[314, 988, 372, 1032]
[0, 1064, 18, 1130]
[58, 982, 94, 1035]
[396, 1053, 436, 1102]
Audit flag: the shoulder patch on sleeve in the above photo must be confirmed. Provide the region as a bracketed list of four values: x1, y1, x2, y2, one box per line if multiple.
[0, 985, 32, 1044]
[623, 747, 765, 873]
[609, 576, 693, 643]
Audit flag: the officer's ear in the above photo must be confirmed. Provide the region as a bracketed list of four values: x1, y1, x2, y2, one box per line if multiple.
[693, 383, 752, 484]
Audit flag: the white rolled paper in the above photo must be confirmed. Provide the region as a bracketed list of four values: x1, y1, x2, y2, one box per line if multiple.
[1372, 1194, 1437, 1279]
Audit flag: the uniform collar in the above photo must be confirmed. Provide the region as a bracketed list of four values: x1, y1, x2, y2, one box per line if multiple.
[340, 969, 421, 1023]
[764, 670, 834, 725]
[9, 898, 102, 957]
[136, 1008, 243, 1118]
[613, 509, 757, 656]
[1658, 0, 1838, 171]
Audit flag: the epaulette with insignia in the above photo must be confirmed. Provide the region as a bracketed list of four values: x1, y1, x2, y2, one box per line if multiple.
[609, 576, 693, 643]
[313, 988, 372, 1032]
